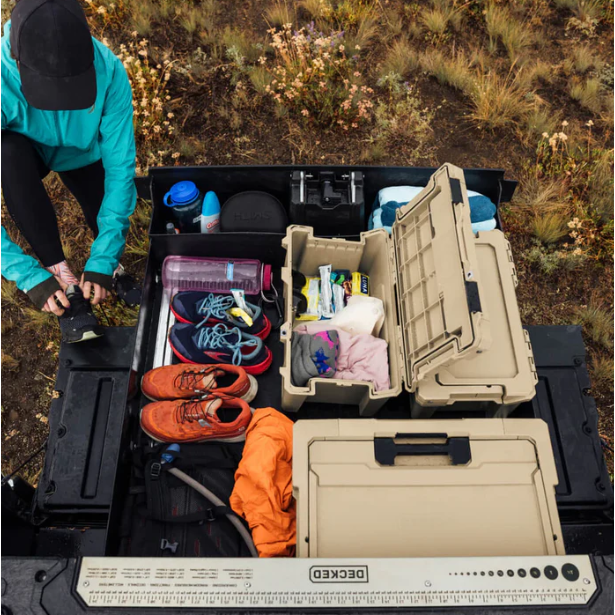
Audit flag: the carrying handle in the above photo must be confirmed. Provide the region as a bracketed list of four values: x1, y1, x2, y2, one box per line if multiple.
[374, 433, 471, 466]
[163, 191, 172, 206]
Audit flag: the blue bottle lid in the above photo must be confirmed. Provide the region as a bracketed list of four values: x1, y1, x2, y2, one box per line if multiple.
[202, 191, 221, 216]
[164, 181, 200, 206]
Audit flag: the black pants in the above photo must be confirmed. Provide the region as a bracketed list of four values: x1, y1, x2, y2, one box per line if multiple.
[1, 130, 105, 268]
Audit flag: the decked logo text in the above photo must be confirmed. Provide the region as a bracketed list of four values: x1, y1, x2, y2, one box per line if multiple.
[309, 566, 368, 583]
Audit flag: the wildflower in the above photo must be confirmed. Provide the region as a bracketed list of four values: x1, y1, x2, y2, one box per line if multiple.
[171, 152, 180, 159]
[96, 5, 106, 14]
[561, 120, 569, 127]
[301, 109, 309, 117]
[558, 132, 568, 141]
[586, 120, 594, 127]
[339, 44, 345, 52]
[542, 132, 549, 138]
[353, 71, 360, 77]
[167, 112, 174, 118]
[355, 45, 361, 50]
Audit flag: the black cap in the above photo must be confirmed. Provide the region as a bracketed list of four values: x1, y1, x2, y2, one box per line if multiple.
[10, 0, 96, 111]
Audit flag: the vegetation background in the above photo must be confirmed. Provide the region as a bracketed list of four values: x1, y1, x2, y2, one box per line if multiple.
[1, 0, 613, 481]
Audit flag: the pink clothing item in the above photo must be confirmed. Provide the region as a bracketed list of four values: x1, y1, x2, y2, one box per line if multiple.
[294, 324, 391, 391]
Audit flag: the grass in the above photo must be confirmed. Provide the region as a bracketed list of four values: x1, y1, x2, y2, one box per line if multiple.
[1, 280, 20, 308]
[176, 5, 214, 41]
[249, 66, 275, 95]
[569, 77, 603, 114]
[22, 308, 55, 337]
[129, 0, 157, 37]
[222, 27, 261, 67]
[484, 3, 533, 63]
[419, 49, 474, 91]
[378, 38, 421, 83]
[565, 45, 602, 75]
[467, 67, 535, 129]
[265, 1, 295, 27]
[575, 302, 614, 349]
[517, 176, 567, 215]
[523, 106, 561, 140]
[590, 355, 614, 388]
[531, 213, 570, 244]
[1, 351, 20, 373]
[346, 15, 380, 49]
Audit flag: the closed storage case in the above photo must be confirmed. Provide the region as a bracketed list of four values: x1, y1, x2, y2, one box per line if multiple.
[280, 163, 537, 416]
[293, 418, 565, 558]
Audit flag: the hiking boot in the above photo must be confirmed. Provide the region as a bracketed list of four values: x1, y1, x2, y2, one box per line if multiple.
[171, 292, 271, 339]
[113, 265, 142, 307]
[169, 322, 273, 375]
[141, 363, 258, 403]
[140, 395, 253, 443]
[58, 285, 104, 343]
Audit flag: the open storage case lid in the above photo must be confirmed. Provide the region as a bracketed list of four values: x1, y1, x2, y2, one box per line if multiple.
[391, 163, 491, 391]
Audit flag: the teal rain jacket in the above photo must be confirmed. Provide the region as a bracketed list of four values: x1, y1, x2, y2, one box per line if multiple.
[1, 22, 137, 307]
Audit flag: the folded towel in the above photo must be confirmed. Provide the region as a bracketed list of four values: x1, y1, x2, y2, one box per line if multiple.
[472, 218, 497, 233]
[371, 185, 497, 231]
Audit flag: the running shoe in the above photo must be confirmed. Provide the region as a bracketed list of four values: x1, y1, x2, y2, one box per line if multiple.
[141, 363, 258, 403]
[113, 265, 142, 307]
[140, 395, 253, 443]
[171, 292, 271, 339]
[58, 285, 104, 343]
[169, 322, 273, 375]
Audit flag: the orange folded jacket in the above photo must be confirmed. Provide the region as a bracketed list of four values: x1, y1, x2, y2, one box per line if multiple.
[230, 407, 296, 557]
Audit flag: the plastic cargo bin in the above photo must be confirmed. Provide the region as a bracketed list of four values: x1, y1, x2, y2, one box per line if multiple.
[279, 163, 537, 416]
[293, 418, 566, 558]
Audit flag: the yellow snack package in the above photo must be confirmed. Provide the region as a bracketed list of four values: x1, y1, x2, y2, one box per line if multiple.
[351, 272, 369, 297]
[295, 277, 321, 321]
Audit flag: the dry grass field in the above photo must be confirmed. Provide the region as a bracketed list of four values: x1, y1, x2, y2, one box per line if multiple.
[1, 0, 613, 481]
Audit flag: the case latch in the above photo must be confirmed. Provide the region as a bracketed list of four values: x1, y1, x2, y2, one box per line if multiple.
[505, 238, 519, 288]
[523, 329, 539, 383]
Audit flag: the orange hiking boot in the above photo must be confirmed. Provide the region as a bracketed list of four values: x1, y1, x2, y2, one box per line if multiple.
[141, 364, 258, 403]
[140, 395, 253, 443]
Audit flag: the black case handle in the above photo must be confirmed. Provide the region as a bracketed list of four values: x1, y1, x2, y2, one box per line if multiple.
[374, 433, 471, 466]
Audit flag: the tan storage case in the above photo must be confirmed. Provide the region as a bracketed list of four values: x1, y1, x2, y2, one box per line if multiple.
[293, 418, 565, 558]
[280, 163, 537, 416]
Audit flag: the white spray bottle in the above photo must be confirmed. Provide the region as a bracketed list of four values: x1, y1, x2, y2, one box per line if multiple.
[201, 191, 220, 234]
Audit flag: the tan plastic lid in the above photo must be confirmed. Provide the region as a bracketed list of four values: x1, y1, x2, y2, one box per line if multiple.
[293, 419, 565, 559]
[391, 163, 490, 389]
[414, 231, 538, 406]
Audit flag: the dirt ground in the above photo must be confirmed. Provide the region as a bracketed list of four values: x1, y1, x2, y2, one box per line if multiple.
[1, 0, 613, 482]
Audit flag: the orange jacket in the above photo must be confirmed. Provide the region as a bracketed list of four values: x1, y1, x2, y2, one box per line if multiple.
[230, 408, 296, 557]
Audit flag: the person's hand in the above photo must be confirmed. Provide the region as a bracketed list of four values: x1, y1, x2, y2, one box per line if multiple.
[42, 289, 70, 316]
[80, 275, 109, 305]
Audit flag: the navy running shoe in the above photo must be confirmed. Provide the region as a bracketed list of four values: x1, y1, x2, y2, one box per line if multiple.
[171, 292, 271, 339]
[58, 285, 104, 343]
[169, 322, 273, 375]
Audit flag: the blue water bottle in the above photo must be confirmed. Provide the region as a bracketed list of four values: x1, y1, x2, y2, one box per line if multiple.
[163, 181, 204, 233]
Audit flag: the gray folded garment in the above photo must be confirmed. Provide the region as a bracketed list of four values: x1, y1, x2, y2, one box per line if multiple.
[291, 330, 339, 387]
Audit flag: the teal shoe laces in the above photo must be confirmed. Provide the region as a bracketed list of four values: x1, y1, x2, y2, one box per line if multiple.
[194, 322, 259, 365]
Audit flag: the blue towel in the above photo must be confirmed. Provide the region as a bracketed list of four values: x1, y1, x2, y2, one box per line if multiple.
[471, 218, 497, 233]
[371, 186, 497, 233]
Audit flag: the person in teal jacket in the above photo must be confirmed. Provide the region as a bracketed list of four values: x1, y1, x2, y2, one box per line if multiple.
[1, 0, 139, 342]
